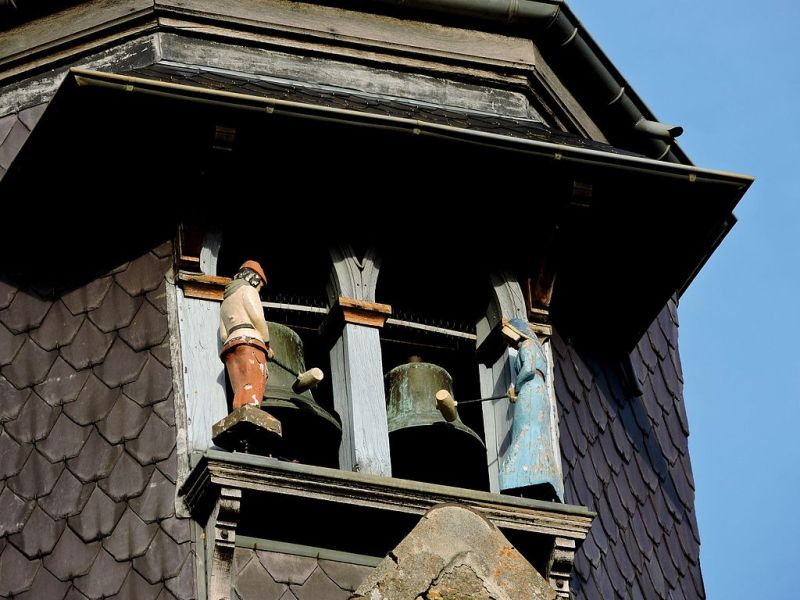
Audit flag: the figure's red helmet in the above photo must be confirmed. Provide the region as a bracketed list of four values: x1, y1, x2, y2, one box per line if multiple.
[239, 260, 267, 285]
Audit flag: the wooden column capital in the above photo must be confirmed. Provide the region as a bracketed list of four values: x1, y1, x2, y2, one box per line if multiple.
[321, 296, 392, 337]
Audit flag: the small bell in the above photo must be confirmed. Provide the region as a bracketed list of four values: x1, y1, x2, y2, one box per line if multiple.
[386, 359, 486, 489]
[260, 322, 341, 467]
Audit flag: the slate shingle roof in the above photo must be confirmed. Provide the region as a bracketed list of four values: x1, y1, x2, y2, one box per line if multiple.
[0, 242, 196, 600]
[556, 298, 704, 599]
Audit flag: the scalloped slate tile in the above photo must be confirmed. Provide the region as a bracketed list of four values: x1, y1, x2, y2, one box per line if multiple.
[0, 279, 17, 309]
[129, 470, 174, 523]
[94, 339, 149, 388]
[97, 394, 150, 444]
[39, 471, 94, 520]
[9, 505, 66, 558]
[60, 319, 115, 370]
[235, 553, 286, 600]
[2, 337, 58, 388]
[119, 300, 168, 351]
[5, 392, 58, 443]
[99, 453, 154, 501]
[43, 527, 101, 580]
[102, 507, 159, 561]
[152, 393, 176, 427]
[0, 485, 34, 536]
[0, 118, 28, 171]
[317, 560, 372, 591]
[146, 281, 168, 315]
[156, 447, 178, 484]
[64, 374, 120, 425]
[110, 568, 164, 600]
[37, 412, 92, 462]
[7, 449, 62, 499]
[0, 429, 32, 479]
[126, 412, 176, 465]
[0, 542, 40, 596]
[151, 241, 173, 259]
[15, 561, 71, 600]
[67, 485, 125, 542]
[160, 516, 191, 545]
[164, 551, 195, 600]
[115, 253, 168, 297]
[74, 548, 131, 599]
[32, 301, 84, 350]
[291, 566, 348, 600]
[0, 375, 30, 422]
[34, 357, 90, 407]
[150, 339, 173, 368]
[0, 289, 51, 334]
[123, 358, 172, 407]
[67, 429, 124, 483]
[258, 552, 317, 586]
[88, 283, 143, 334]
[17, 103, 47, 130]
[64, 587, 91, 600]
[132, 529, 190, 584]
[0, 322, 25, 366]
[62, 277, 113, 316]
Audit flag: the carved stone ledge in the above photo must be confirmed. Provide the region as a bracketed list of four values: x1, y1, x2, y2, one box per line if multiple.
[182, 450, 593, 598]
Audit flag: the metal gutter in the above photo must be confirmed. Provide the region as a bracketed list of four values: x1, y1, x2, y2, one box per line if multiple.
[70, 68, 753, 190]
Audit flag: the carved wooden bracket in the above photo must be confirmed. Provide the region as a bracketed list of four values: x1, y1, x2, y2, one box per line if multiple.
[177, 272, 228, 301]
[547, 536, 578, 599]
[208, 486, 242, 600]
[321, 296, 392, 338]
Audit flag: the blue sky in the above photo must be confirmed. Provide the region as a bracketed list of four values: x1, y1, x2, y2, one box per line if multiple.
[567, 1, 800, 597]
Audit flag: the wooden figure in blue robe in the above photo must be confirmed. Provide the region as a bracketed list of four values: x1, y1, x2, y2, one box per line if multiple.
[499, 318, 564, 502]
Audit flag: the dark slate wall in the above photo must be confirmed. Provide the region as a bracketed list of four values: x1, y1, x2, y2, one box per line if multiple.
[0, 242, 196, 600]
[233, 548, 371, 600]
[0, 104, 45, 183]
[556, 299, 704, 599]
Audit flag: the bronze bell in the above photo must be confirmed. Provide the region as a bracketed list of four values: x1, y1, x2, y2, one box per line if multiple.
[261, 322, 341, 467]
[386, 359, 487, 489]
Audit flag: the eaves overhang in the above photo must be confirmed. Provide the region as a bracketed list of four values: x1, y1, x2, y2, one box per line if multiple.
[2, 66, 752, 351]
[2, 0, 700, 163]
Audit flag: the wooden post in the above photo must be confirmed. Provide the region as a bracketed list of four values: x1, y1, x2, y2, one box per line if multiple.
[176, 288, 228, 453]
[326, 246, 392, 477]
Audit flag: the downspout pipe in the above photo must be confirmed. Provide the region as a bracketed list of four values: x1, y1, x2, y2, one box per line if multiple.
[355, 0, 683, 162]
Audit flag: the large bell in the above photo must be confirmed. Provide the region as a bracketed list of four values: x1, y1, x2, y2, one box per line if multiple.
[386, 359, 486, 489]
[260, 322, 341, 467]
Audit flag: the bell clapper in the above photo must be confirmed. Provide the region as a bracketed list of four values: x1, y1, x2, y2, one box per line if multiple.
[435, 389, 459, 423]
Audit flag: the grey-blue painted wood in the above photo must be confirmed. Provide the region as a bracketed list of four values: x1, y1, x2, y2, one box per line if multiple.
[177, 290, 228, 453]
[498, 320, 563, 501]
[330, 323, 392, 476]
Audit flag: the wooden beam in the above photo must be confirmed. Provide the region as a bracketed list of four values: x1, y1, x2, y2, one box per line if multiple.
[177, 271, 228, 302]
[0, 0, 156, 77]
